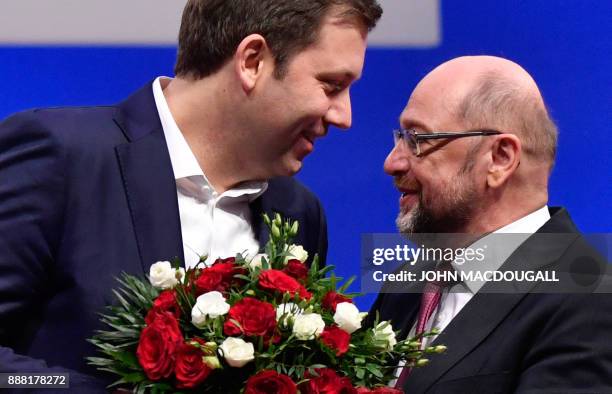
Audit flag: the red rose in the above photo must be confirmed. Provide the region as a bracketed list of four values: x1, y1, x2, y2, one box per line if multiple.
[300, 368, 356, 394]
[320, 325, 351, 356]
[194, 269, 224, 294]
[145, 290, 181, 325]
[215, 257, 237, 265]
[356, 388, 404, 394]
[136, 312, 183, 380]
[223, 297, 277, 338]
[194, 259, 246, 295]
[258, 269, 312, 300]
[245, 370, 297, 394]
[370, 388, 403, 394]
[175, 338, 213, 389]
[283, 260, 309, 282]
[322, 291, 352, 312]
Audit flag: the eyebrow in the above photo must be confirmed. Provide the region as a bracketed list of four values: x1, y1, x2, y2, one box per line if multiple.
[399, 118, 430, 132]
[319, 70, 360, 82]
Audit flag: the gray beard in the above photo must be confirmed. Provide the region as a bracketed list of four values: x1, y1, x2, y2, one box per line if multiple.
[396, 175, 478, 234]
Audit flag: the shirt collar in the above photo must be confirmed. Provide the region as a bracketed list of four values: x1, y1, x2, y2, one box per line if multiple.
[494, 205, 551, 234]
[153, 76, 203, 180]
[452, 205, 551, 294]
[152, 77, 268, 201]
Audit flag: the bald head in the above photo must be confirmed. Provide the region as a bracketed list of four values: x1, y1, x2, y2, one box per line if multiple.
[420, 56, 541, 94]
[412, 56, 557, 169]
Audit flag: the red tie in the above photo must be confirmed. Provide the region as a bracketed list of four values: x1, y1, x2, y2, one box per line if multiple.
[395, 282, 442, 389]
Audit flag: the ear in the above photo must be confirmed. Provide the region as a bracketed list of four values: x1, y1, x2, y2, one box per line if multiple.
[486, 134, 521, 188]
[234, 34, 269, 93]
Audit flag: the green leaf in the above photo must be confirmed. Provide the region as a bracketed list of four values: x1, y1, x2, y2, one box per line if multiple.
[121, 372, 147, 383]
[366, 363, 384, 378]
[110, 350, 140, 369]
[338, 276, 356, 293]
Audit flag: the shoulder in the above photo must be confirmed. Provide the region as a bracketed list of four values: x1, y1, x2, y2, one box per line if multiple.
[1, 106, 126, 156]
[3, 105, 117, 125]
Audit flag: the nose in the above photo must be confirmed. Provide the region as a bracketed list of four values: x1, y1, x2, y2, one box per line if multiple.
[324, 90, 352, 129]
[384, 143, 411, 176]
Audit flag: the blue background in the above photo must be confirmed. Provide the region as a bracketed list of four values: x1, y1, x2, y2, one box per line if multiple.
[1, 1, 610, 310]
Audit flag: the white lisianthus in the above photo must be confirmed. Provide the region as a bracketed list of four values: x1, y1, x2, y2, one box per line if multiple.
[373, 321, 397, 350]
[292, 313, 325, 340]
[284, 244, 308, 264]
[191, 291, 230, 328]
[219, 337, 255, 368]
[333, 302, 366, 334]
[276, 303, 304, 327]
[148, 261, 185, 289]
[248, 253, 269, 270]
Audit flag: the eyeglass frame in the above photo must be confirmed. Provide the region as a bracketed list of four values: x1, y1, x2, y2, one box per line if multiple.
[392, 128, 503, 157]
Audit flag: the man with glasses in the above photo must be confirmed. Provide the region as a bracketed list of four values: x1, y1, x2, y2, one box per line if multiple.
[370, 56, 612, 392]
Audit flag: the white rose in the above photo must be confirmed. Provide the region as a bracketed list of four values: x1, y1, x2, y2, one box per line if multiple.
[284, 244, 308, 264]
[149, 261, 184, 289]
[248, 253, 269, 270]
[191, 291, 230, 328]
[276, 303, 303, 327]
[373, 321, 397, 350]
[292, 313, 325, 340]
[333, 302, 365, 334]
[219, 337, 255, 368]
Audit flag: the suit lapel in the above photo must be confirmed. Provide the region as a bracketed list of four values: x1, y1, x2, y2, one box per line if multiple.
[113, 83, 184, 273]
[250, 179, 295, 251]
[404, 291, 527, 392]
[250, 196, 268, 250]
[404, 208, 579, 392]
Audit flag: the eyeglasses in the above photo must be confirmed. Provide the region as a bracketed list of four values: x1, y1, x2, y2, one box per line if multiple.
[392, 128, 502, 157]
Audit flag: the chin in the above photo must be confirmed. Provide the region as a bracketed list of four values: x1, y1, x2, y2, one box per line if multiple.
[285, 161, 303, 176]
[271, 159, 303, 178]
[396, 212, 414, 234]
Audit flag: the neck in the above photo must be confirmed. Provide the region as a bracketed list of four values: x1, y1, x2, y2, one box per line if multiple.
[462, 190, 548, 234]
[163, 75, 255, 193]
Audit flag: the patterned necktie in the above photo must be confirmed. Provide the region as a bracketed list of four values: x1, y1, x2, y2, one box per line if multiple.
[395, 281, 442, 389]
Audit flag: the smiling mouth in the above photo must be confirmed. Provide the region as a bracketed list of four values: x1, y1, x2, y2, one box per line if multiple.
[399, 186, 419, 196]
[398, 188, 420, 213]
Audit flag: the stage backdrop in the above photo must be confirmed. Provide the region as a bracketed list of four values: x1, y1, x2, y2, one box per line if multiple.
[0, 1, 610, 309]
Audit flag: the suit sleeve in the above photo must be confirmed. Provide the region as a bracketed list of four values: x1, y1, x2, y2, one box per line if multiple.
[0, 112, 106, 392]
[515, 293, 612, 393]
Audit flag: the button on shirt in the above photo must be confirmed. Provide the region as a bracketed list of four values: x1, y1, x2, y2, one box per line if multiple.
[152, 77, 268, 269]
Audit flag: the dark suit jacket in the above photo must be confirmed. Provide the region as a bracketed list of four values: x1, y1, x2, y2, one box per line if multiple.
[0, 83, 327, 391]
[369, 208, 612, 393]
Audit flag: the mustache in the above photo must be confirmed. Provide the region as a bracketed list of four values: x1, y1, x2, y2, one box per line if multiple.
[393, 177, 420, 191]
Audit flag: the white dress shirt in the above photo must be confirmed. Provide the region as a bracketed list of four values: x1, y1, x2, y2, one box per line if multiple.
[392, 206, 551, 384]
[418, 206, 551, 345]
[152, 77, 267, 269]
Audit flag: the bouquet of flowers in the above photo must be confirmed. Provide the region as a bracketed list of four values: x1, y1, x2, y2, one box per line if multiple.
[88, 214, 445, 393]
